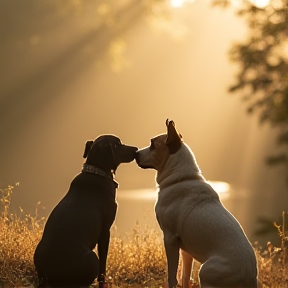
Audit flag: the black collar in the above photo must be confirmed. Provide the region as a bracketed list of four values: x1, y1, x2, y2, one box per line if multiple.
[82, 163, 118, 188]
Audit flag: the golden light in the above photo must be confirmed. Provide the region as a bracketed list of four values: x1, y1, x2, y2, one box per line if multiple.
[208, 181, 231, 199]
[119, 181, 231, 201]
[119, 189, 157, 201]
[248, 0, 270, 8]
[170, 0, 186, 8]
[170, 0, 270, 9]
[170, 0, 195, 8]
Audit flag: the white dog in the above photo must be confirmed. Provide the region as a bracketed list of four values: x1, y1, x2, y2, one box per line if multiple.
[136, 119, 258, 288]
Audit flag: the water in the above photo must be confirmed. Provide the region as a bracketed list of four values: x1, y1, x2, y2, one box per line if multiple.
[115, 182, 232, 236]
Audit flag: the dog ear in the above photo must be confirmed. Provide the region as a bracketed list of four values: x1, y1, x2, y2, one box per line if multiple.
[165, 119, 183, 154]
[83, 140, 94, 158]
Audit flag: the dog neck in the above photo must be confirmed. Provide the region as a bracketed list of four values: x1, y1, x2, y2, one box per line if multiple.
[82, 163, 119, 188]
[156, 144, 205, 189]
[157, 171, 204, 190]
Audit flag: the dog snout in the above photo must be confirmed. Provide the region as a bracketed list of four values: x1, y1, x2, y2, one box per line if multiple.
[135, 150, 147, 168]
[135, 151, 140, 164]
[130, 146, 138, 157]
[131, 146, 138, 160]
[135, 148, 156, 169]
[122, 145, 138, 162]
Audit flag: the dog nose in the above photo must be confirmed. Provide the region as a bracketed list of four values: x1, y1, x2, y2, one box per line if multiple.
[132, 147, 138, 156]
[130, 146, 138, 161]
[135, 151, 140, 163]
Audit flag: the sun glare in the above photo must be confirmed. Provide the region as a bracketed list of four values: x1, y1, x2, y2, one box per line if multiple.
[170, 0, 195, 8]
[170, 0, 270, 9]
[248, 0, 270, 8]
[170, 0, 186, 8]
[208, 181, 231, 197]
[119, 181, 231, 201]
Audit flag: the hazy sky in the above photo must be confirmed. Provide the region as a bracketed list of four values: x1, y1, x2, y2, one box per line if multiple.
[1, 0, 287, 240]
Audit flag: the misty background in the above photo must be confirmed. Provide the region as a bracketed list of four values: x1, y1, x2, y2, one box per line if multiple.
[1, 0, 287, 244]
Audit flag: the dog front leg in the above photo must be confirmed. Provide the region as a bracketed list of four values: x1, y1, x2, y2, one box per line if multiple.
[97, 230, 110, 287]
[181, 250, 193, 288]
[164, 234, 180, 288]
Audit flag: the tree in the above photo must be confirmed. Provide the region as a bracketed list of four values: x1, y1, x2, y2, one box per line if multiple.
[213, 0, 288, 181]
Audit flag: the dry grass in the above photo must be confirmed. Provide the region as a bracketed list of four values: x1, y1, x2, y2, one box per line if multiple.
[0, 184, 44, 287]
[255, 212, 288, 288]
[0, 184, 167, 288]
[0, 184, 287, 288]
[104, 225, 167, 288]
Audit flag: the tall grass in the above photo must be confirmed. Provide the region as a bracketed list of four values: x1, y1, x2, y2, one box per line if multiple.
[255, 211, 288, 288]
[0, 184, 167, 288]
[105, 225, 167, 288]
[0, 185, 287, 287]
[0, 184, 44, 286]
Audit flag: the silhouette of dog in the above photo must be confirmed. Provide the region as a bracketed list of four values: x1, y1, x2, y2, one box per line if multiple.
[34, 135, 137, 288]
[136, 120, 258, 288]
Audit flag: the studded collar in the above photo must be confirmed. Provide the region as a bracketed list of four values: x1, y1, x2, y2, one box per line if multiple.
[82, 163, 118, 188]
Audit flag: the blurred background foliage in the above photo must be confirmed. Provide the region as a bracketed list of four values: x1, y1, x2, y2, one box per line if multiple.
[212, 0, 288, 239]
[212, 0, 288, 180]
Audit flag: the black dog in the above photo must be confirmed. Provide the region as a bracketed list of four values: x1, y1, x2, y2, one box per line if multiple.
[34, 135, 137, 288]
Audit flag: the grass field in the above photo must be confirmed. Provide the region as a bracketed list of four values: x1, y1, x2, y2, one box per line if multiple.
[0, 184, 287, 288]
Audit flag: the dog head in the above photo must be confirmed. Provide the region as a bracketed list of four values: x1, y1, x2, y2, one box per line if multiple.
[83, 135, 138, 173]
[135, 119, 183, 171]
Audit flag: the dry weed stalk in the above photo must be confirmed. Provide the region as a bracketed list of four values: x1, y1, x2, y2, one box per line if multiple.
[256, 212, 288, 288]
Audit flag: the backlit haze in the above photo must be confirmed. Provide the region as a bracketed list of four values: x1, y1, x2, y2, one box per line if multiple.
[1, 0, 287, 243]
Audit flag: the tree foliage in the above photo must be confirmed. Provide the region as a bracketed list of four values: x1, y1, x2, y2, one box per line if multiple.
[213, 0, 288, 177]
